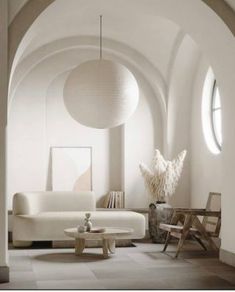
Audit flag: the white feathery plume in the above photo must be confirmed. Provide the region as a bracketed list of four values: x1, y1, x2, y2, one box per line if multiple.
[139, 149, 187, 202]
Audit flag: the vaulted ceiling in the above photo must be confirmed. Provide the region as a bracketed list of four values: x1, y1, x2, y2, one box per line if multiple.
[12, 0, 183, 80]
[8, 0, 234, 117]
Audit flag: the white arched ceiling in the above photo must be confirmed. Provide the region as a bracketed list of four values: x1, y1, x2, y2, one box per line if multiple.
[13, 0, 182, 79]
[9, 0, 235, 103]
[9, 36, 168, 120]
[10, 0, 234, 120]
[8, 0, 191, 156]
[8, 0, 188, 129]
[8, 40, 164, 138]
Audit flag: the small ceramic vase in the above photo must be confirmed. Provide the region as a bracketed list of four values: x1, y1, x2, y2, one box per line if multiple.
[84, 213, 92, 232]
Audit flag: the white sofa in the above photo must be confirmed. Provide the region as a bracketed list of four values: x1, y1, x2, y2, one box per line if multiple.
[12, 191, 145, 247]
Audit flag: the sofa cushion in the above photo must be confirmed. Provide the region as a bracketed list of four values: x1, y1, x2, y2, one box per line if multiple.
[13, 191, 96, 215]
[13, 211, 145, 240]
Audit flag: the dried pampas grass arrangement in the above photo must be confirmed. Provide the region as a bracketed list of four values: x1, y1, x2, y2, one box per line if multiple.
[139, 149, 187, 202]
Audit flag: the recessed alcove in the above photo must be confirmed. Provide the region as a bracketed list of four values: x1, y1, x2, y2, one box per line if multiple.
[7, 44, 162, 209]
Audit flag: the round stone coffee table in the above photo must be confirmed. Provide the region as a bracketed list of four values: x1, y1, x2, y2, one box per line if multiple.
[64, 227, 133, 258]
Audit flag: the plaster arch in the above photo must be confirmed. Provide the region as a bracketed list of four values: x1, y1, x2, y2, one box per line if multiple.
[9, 0, 54, 70]
[8, 0, 235, 76]
[9, 36, 167, 118]
[8, 1, 235, 149]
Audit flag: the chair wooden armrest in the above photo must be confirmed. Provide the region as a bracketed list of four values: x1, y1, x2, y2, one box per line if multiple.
[202, 210, 221, 217]
[159, 223, 183, 233]
[173, 208, 206, 212]
[173, 209, 220, 217]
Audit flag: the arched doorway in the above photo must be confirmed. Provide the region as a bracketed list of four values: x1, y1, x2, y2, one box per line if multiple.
[1, 0, 235, 283]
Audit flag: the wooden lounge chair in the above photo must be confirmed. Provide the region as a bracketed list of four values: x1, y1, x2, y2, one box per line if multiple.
[159, 192, 221, 258]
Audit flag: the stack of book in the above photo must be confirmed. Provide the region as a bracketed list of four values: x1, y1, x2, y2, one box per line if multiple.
[103, 191, 125, 208]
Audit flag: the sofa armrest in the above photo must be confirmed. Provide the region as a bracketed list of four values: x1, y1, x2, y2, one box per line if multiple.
[13, 193, 40, 215]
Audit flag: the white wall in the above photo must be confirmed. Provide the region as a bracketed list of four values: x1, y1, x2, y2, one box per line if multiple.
[45, 72, 110, 206]
[190, 56, 222, 208]
[167, 35, 200, 207]
[7, 69, 47, 210]
[125, 86, 162, 208]
[7, 58, 162, 209]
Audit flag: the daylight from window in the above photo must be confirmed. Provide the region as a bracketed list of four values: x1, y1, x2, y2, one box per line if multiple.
[202, 68, 222, 155]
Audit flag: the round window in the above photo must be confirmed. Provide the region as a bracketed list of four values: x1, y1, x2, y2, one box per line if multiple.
[211, 81, 222, 151]
[202, 69, 222, 154]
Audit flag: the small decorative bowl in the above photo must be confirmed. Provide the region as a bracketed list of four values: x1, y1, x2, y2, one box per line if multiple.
[77, 225, 87, 233]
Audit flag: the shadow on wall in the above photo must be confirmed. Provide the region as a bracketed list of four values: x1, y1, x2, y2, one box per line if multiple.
[109, 126, 123, 192]
[46, 147, 53, 190]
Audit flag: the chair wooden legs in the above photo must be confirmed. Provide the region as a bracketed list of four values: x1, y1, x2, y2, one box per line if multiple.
[193, 217, 218, 250]
[163, 231, 189, 258]
[163, 232, 171, 252]
[192, 235, 207, 251]
[175, 214, 193, 258]
[175, 233, 187, 258]
[162, 213, 186, 255]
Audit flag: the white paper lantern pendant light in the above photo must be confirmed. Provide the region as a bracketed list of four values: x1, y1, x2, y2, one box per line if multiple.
[64, 15, 139, 129]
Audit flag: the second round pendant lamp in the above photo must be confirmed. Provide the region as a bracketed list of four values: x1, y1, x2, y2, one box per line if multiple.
[63, 16, 139, 129]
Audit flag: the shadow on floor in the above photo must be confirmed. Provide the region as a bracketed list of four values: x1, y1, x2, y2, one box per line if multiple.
[9, 240, 136, 250]
[33, 252, 110, 263]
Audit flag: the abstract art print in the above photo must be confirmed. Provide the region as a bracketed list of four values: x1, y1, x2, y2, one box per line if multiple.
[52, 147, 92, 192]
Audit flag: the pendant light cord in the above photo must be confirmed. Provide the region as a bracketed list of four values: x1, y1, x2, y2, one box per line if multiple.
[100, 15, 102, 60]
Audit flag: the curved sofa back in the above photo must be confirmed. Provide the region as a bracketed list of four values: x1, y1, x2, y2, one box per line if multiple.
[13, 191, 96, 215]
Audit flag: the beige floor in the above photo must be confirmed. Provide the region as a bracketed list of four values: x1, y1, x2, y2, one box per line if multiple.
[1, 240, 235, 290]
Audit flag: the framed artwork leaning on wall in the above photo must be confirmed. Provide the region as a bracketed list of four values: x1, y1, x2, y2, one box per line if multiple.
[51, 146, 92, 192]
